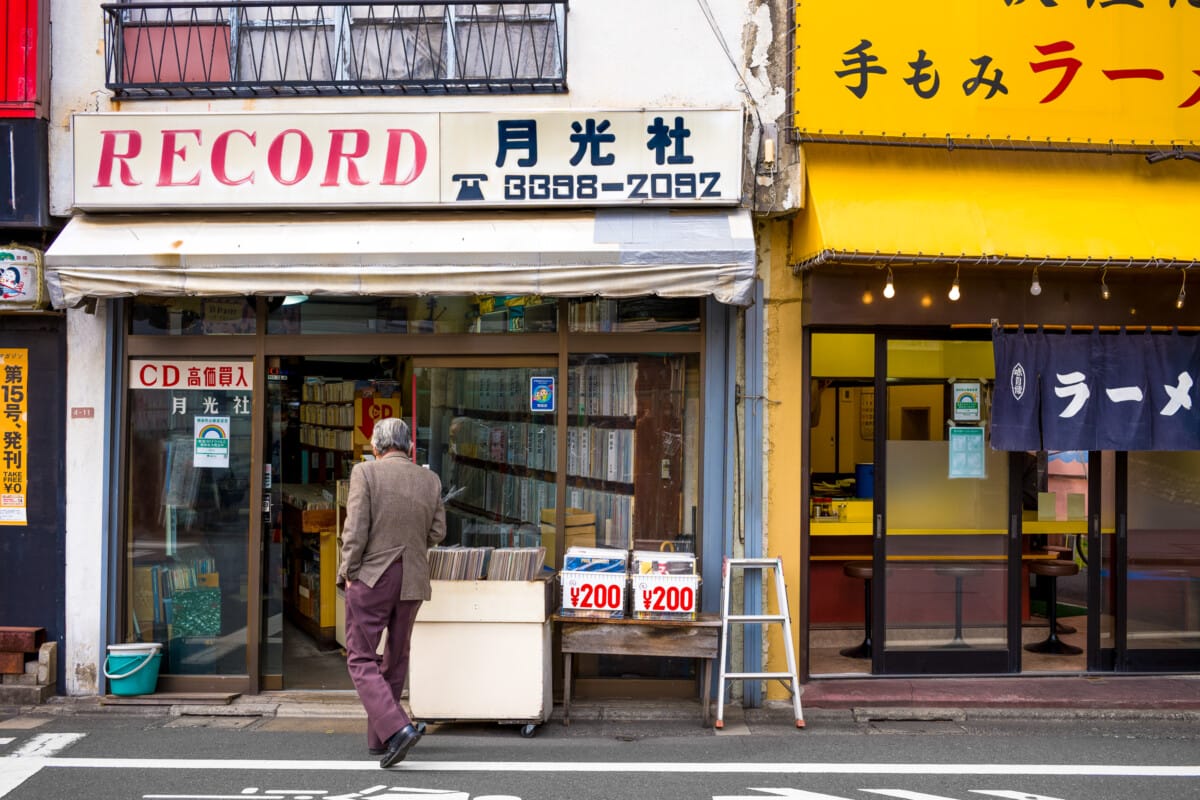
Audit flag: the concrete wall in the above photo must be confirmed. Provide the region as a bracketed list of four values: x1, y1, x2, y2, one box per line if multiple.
[63, 302, 109, 695]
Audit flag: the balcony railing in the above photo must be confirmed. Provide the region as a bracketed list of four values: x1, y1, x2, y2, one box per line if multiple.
[102, 1, 568, 98]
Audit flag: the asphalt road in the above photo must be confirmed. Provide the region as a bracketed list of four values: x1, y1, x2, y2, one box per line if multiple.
[2, 711, 1199, 800]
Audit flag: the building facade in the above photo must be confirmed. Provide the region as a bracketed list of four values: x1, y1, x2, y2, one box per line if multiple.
[0, 0, 66, 699]
[45, 0, 801, 699]
[763, 0, 1200, 691]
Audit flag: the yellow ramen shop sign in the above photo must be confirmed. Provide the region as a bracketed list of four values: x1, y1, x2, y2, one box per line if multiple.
[794, 0, 1199, 146]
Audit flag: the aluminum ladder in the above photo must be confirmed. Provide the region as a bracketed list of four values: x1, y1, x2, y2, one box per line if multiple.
[714, 556, 805, 729]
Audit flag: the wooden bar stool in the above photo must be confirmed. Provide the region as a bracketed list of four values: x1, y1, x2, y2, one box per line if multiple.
[1025, 559, 1082, 655]
[839, 562, 873, 659]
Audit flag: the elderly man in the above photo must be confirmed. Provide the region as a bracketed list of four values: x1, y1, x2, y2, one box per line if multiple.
[338, 417, 446, 767]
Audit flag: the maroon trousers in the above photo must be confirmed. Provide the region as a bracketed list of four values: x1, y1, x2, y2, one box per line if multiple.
[344, 560, 422, 749]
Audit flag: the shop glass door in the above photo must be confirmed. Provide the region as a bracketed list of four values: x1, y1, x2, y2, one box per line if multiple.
[126, 359, 255, 680]
[1122, 451, 1200, 671]
[1017, 450, 1113, 672]
[877, 338, 1011, 674]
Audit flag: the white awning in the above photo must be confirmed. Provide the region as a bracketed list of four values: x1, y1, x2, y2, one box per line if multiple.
[44, 208, 756, 309]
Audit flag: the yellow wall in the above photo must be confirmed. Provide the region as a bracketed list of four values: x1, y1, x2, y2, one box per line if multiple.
[763, 216, 804, 700]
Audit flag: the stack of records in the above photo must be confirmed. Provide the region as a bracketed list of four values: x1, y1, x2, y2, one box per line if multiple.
[428, 546, 492, 580]
[563, 546, 627, 573]
[486, 547, 547, 581]
[632, 551, 696, 576]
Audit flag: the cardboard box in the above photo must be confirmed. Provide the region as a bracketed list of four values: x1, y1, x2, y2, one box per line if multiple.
[539, 508, 598, 567]
[540, 507, 596, 527]
[540, 523, 597, 567]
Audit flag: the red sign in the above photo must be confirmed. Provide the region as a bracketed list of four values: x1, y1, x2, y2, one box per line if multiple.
[130, 359, 252, 390]
[632, 574, 699, 618]
[2, 0, 44, 116]
[561, 572, 626, 615]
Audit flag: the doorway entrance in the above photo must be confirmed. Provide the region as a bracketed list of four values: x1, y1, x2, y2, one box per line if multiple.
[261, 354, 559, 690]
[804, 331, 1117, 677]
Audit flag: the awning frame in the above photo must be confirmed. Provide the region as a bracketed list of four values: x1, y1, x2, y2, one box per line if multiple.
[794, 250, 1195, 274]
[44, 208, 757, 309]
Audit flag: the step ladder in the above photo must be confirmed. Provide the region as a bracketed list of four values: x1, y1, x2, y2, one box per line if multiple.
[714, 557, 804, 729]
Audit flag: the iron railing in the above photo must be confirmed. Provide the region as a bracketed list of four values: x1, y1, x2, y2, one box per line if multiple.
[102, 1, 568, 98]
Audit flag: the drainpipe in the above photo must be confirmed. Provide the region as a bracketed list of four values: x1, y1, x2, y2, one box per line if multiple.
[740, 279, 765, 707]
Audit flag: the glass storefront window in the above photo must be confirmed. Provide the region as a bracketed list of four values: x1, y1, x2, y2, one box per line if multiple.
[565, 354, 700, 553]
[567, 297, 700, 333]
[416, 364, 559, 549]
[131, 297, 257, 335]
[807, 333, 875, 676]
[267, 296, 558, 335]
[125, 361, 253, 675]
[1127, 451, 1200, 649]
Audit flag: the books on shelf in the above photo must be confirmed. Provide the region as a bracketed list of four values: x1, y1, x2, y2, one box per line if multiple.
[299, 423, 354, 451]
[281, 483, 334, 511]
[132, 558, 220, 629]
[300, 402, 354, 427]
[301, 378, 358, 403]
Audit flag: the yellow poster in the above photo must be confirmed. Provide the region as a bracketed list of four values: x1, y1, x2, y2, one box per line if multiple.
[794, 1, 1200, 146]
[0, 348, 28, 525]
[354, 393, 402, 449]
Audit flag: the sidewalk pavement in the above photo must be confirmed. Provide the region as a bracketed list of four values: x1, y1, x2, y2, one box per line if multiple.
[7, 674, 1200, 724]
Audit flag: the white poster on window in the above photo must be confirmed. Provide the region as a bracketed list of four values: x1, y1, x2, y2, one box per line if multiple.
[948, 426, 986, 480]
[194, 416, 231, 469]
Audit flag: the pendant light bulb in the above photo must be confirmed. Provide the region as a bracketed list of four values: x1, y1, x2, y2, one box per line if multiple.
[1178, 269, 1188, 310]
[1100, 267, 1110, 300]
[948, 266, 961, 302]
[883, 267, 895, 299]
[1029, 267, 1042, 296]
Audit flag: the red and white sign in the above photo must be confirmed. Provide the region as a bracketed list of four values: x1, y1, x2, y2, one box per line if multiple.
[130, 360, 253, 390]
[71, 110, 743, 210]
[74, 113, 438, 210]
[632, 574, 699, 620]
[560, 571, 626, 618]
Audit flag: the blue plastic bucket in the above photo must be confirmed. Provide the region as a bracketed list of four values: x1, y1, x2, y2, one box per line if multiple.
[104, 643, 162, 696]
[855, 463, 875, 499]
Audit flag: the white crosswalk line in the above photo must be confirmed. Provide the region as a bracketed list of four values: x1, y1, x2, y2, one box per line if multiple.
[0, 762, 43, 798]
[714, 789, 855, 800]
[7, 757, 1199, 776]
[8, 733, 86, 759]
[971, 792, 1069, 800]
[863, 791, 961, 800]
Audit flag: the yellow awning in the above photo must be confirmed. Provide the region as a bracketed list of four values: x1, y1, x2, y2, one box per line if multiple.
[793, 143, 1200, 271]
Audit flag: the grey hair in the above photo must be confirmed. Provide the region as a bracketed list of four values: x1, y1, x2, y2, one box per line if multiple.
[372, 417, 411, 455]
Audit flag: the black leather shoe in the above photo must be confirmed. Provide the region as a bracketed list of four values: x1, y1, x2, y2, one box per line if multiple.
[379, 723, 422, 768]
[370, 722, 424, 756]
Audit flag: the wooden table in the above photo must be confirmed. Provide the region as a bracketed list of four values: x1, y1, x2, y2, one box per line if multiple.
[552, 613, 721, 727]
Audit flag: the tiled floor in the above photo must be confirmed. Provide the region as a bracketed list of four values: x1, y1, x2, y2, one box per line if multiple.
[808, 614, 1097, 677]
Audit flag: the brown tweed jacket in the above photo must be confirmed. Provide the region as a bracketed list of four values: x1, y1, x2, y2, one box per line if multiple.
[337, 453, 446, 597]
